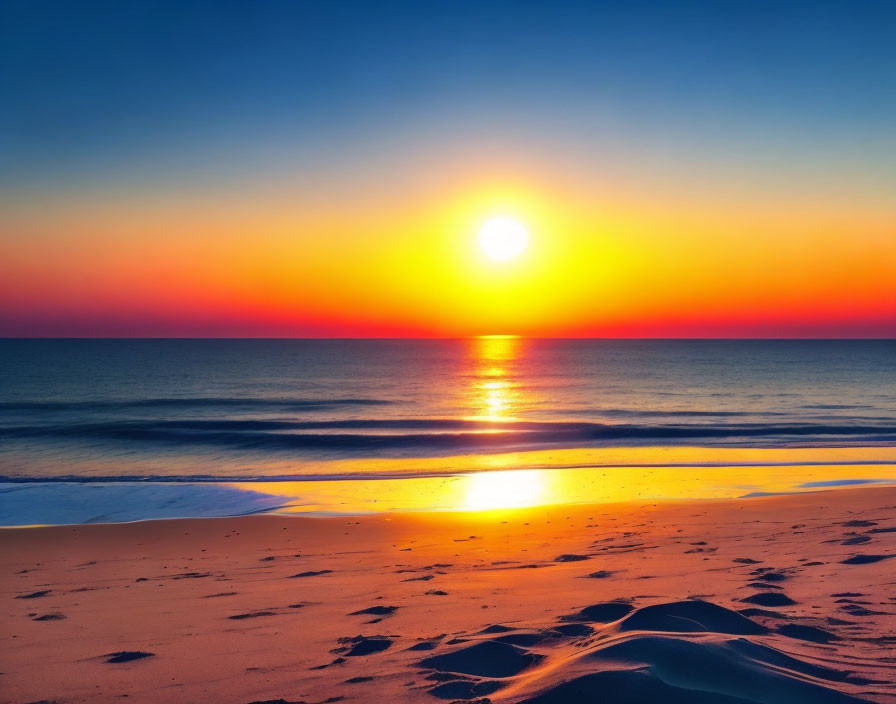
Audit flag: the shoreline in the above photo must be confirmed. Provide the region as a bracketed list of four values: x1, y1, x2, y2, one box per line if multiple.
[3, 448, 896, 525]
[2, 486, 894, 703]
[1, 478, 896, 530]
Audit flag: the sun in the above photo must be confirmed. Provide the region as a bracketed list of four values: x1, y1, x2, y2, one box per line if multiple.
[478, 217, 528, 261]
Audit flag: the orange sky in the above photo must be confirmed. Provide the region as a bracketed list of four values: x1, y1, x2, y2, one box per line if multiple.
[2, 166, 894, 337]
[3, 2, 896, 338]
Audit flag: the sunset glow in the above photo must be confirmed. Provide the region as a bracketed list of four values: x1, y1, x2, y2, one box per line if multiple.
[1, 2, 893, 339]
[3, 185, 893, 337]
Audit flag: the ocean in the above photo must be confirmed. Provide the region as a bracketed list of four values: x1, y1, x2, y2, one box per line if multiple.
[1, 339, 895, 524]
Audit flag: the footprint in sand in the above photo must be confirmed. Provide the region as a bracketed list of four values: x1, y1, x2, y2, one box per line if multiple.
[585, 570, 615, 579]
[348, 605, 399, 616]
[776, 623, 839, 643]
[841, 536, 872, 545]
[744, 582, 784, 591]
[408, 642, 438, 651]
[478, 624, 515, 634]
[289, 570, 333, 577]
[755, 571, 789, 582]
[229, 611, 277, 620]
[740, 592, 797, 607]
[554, 554, 590, 562]
[840, 554, 894, 565]
[14, 590, 52, 599]
[105, 651, 155, 664]
[337, 635, 393, 656]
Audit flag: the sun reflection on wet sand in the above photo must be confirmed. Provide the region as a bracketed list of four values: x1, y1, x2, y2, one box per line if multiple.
[464, 469, 545, 510]
[233, 455, 896, 517]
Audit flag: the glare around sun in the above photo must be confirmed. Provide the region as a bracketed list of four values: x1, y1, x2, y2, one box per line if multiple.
[478, 217, 528, 261]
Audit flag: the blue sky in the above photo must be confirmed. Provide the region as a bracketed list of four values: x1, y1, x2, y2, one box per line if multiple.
[2, 0, 894, 194]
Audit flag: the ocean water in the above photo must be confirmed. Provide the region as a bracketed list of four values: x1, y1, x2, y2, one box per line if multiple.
[1, 339, 895, 523]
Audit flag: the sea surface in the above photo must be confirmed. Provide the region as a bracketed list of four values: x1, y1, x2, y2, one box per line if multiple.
[2, 339, 895, 524]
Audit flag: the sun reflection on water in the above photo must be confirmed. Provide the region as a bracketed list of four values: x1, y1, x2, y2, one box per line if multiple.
[468, 335, 524, 422]
[457, 337, 552, 510]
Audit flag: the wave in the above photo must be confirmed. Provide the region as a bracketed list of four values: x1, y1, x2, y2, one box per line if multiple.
[4, 399, 888, 420]
[554, 408, 782, 417]
[2, 459, 895, 485]
[1, 418, 895, 453]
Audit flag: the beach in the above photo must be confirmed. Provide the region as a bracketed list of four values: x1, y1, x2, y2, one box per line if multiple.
[3, 486, 894, 703]
[5, 0, 896, 700]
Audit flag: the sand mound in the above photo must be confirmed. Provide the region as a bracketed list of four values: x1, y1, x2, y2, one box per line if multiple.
[619, 600, 768, 635]
[417, 640, 543, 677]
[520, 634, 867, 704]
[428, 678, 504, 699]
[520, 669, 754, 703]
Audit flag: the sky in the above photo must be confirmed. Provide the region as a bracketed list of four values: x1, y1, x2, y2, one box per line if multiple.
[1, 0, 894, 337]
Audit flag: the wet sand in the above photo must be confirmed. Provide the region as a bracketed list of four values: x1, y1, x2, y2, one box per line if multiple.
[2, 487, 895, 703]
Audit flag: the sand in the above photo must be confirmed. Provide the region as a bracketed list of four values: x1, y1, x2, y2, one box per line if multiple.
[2, 487, 895, 703]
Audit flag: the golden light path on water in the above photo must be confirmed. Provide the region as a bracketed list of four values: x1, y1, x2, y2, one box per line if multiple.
[460, 336, 548, 510]
[229, 337, 896, 516]
[468, 335, 525, 422]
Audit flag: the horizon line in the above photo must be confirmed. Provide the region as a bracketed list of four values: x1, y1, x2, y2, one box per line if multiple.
[2, 336, 894, 342]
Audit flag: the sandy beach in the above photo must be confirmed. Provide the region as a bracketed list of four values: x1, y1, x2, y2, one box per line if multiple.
[2, 486, 894, 703]
[5, 0, 896, 699]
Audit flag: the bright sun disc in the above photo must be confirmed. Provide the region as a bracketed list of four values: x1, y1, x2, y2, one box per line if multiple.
[478, 217, 528, 261]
